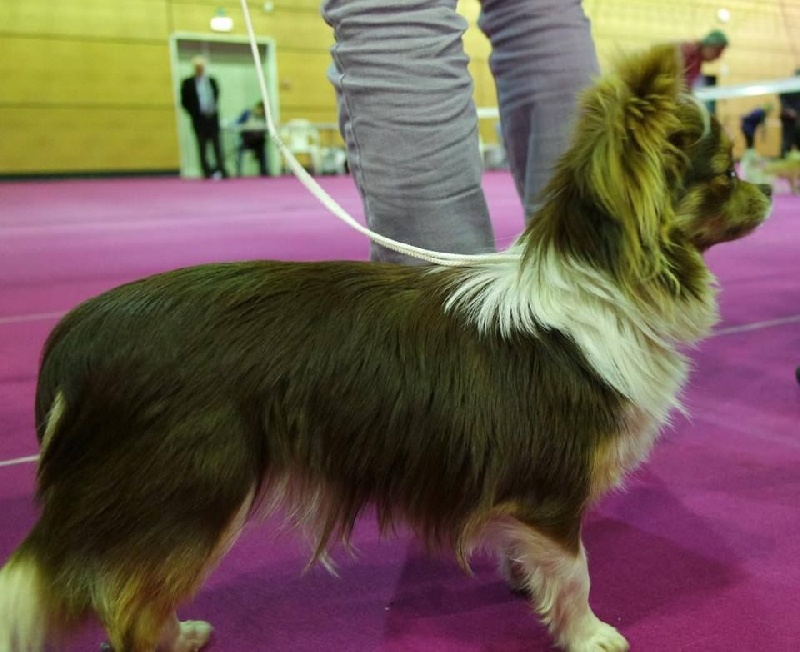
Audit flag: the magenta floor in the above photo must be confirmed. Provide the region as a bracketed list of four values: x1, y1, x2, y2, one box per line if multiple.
[1, 173, 798, 651]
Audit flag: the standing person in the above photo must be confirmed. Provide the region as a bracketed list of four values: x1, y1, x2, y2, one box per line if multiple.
[741, 104, 773, 150]
[180, 56, 229, 180]
[678, 29, 729, 90]
[321, 0, 598, 264]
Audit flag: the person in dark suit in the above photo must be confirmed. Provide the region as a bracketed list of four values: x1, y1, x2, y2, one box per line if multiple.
[180, 56, 228, 179]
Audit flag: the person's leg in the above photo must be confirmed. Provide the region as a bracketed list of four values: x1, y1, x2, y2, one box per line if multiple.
[236, 144, 245, 177]
[792, 124, 800, 152]
[781, 122, 792, 157]
[479, 0, 598, 220]
[210, 119, 228, 178]
[254, 140, 268, 176]
[744, 131, 755, 150]
[193, 121, 212, 179]
[321, 0, 496, 264]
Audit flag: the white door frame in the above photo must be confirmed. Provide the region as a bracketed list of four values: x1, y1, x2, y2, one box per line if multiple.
[169, 32, 280, 177]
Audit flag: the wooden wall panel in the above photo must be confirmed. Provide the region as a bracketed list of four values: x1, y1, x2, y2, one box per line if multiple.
[168, 2, 334, 51]
[170, 0, 321, 10]
[0, 0, 168, 41]
[3, 0, 800, 174]
[0, 107, 178, 174]
[277, 52, 335, 112]
[461, 1, 494, 142]
[0, 38, 173, 107]
[460, 0, 491, 60]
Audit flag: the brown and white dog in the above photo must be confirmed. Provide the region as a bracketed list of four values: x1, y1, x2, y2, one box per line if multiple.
[0, 46, 771, 652]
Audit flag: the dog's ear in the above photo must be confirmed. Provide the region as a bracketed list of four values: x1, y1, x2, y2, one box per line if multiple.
[568, 45, 696, 279]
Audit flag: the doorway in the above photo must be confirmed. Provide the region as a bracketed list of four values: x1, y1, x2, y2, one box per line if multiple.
[170, 34, 280, 178]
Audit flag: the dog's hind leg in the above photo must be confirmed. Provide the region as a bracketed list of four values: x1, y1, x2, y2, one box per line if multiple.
[96, 488, 254, 651]
[490, 518, 628, 652]
[101, 600, 213, 652]
[155, 618, 214, 651]
[31, 389, 262, 651]
[95, 547, 216, 652]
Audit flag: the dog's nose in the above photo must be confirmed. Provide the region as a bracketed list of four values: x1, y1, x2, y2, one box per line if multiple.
[758, 183, 773, 198]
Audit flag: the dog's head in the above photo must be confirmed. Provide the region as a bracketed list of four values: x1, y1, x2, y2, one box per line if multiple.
[528, 45, 772, 298]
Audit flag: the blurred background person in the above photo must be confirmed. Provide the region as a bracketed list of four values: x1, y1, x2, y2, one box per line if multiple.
[678, 29, 729, 90]
[236, 101, 269, 177]
[181, 56, 229, 180]
[741, 103, 773, 150]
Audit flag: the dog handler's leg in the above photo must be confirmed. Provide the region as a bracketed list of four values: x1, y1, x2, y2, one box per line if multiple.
[500, 521, 628, 651]
[321, 0, 497, 264]
[479, 0, 598, 219]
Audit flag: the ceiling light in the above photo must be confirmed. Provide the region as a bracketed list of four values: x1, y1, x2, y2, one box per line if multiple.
[210, 9, 233, 32]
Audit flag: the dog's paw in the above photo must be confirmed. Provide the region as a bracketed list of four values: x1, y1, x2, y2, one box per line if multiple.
[566, 620, 629, 652]
[174, 620, 213, 651]
[102, 620, 214, 651]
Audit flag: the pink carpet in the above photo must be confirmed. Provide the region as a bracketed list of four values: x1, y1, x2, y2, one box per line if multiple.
[0, 173, 798, 650]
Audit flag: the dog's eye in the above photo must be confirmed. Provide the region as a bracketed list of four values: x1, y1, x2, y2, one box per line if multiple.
[727, 167, 737, 180]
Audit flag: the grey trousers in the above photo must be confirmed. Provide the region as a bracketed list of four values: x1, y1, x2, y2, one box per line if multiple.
[321, 0, 597, 264]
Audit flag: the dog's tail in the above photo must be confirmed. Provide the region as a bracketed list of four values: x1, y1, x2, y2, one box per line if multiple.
[0, 532, 80, 652]
[34, 313, 77, 448]
[0, 542, 47, 651]
[2, 369, 88, 650]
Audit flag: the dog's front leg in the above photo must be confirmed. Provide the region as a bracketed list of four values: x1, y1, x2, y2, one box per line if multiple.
[499, 522, 629, 652]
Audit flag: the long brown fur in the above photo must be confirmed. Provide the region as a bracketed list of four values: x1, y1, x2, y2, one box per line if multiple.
[0, 46, 772, 652]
